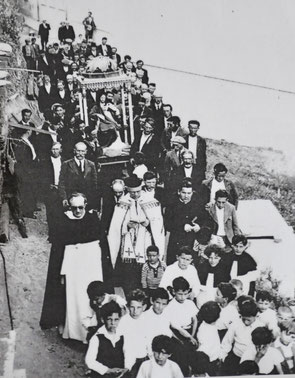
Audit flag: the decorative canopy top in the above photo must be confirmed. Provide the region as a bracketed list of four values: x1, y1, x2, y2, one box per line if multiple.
[76, 69, 132, 91]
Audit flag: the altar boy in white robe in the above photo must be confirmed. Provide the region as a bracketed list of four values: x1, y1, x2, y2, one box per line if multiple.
[108, 176, 165, 293]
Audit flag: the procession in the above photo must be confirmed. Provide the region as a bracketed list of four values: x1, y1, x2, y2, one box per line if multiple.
[1, 1, 295, 377]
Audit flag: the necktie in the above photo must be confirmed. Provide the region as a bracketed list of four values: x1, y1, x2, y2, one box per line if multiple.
[78, 161, 83, 174]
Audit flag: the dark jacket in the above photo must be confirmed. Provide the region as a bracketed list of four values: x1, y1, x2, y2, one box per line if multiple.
[184, 134, 207, 174]
[200, 177, 239, 209]
[130, 132, 162, 170]
[58, 158, 98, 209]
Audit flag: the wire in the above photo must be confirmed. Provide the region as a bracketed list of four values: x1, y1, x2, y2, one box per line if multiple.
[145, 63, 295, 96]
[0, 247, 14, 330]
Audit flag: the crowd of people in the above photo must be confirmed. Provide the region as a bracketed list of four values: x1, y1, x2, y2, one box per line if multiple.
[11, 11, 295, 378]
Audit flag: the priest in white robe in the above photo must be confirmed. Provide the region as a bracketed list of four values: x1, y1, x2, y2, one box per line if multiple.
[108, 176, 165, 293]
[59, 192, 103, 343]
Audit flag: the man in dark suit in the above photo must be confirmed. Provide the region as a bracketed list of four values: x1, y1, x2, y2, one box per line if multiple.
[38, 74, 55, 113]
[163, 135, 186, 188]
[97, 37, 112, 57]
[111, 47, 121, 66]
[38, 20, 51, 50]
[58, 22, 66, 43]
[38, 50, 54, 77]
[170, 149, 205, 195]
[130, 117, 162, 172]
[101, 178, 125, 235]
[135, 60, 149, 84]
[150, 93, 165, 137]
[35, 119, 62, 164]
[200, 162, 239, 209]
[22, 39, 35, 70]
[52, 80, 71, 108]
[58, 142, 98, 210]
[14, 126, 38, 218]
[59, 22, 75, 43]
[184, 119, 207, 177]
[41, 142, 64, 241]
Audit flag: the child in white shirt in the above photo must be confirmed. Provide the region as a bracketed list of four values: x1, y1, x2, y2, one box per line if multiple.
[256, 290, 280, 338]
[220, 296, 264, 375]
[165, 277, 198, 376]
[274, 319, 295, 373]
[240, 326, 284, 374]
[160, 246, 200, 299]
[197, 301, 221, 375]
[83, 281, 127, 340]
[137, 335, 183, 378]
[117, 289, 149, 376]
[215, 282, 239, 340]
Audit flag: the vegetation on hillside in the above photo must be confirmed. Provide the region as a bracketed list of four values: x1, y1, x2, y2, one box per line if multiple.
[208, 139, 295, 231]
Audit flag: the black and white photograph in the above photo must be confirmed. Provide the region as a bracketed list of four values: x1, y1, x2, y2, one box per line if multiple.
[0, 0, 295, 377]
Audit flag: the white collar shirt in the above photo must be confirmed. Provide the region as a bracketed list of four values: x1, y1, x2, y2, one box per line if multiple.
[74, 157, 85, 172]
[215, 206, 225, 236]
[50, 156, 61, 185]
[139, 133, 150, 151]
[210, 178, 226, 203]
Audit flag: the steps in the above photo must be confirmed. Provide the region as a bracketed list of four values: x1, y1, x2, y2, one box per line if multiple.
[0, 331, 26, 378]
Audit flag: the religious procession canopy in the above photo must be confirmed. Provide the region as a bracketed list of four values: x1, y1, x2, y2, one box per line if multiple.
[76, 69, 132, 91]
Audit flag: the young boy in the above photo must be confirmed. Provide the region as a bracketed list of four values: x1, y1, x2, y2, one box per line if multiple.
[225, 235, 258, 296]
[160, 246, 200, 299]
[220, 297, 264, 375]
[215, 282, 239, 337]
[141, 245, 166, 297]
[137, 335, 183, 378]
[85, 301, 127, 377]
[274, 319, 295, 373]
[83, 281, 127, 339]
[165, 277, 198, 339]
[256, 290, 280, 338]
[197, 301, 222, 375]
[165, 277, 198, 376]
[230, 278, 244, 297]
[240, 327, 284, 374]
[277, 305, 294, 328]
[116, 289, 149, 376]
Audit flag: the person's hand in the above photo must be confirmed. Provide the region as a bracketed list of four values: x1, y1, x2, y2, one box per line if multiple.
[141, 219, 149, 227]
[106, 367, 125, 375]
[127, 221, 138, 230]
[192, 223, 200, 233]
[189, 336, 198, 347]
[62, 199, 69, 208]
[205, 202, 213, 211]
[50, 184, 58, 190]
[184, 224, 192, 232]
[60, 276, 65, 285]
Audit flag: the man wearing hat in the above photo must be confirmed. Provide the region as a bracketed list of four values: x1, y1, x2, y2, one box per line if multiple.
[161, 115, 187, 152]
[97, 37, 112, 57]
[107, 176, 165, 292]
[164, 135, 187, 189]
[83, 11, 96, 41]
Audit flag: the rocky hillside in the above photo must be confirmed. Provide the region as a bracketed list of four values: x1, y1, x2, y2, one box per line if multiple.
[207, 138, 295, 230]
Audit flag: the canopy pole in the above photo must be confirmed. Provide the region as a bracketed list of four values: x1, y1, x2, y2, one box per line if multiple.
[121, 87, 128, 143]
[82, 87, 88, 125]
[78, 92, 84, 120]
[128, 90, 134, 143]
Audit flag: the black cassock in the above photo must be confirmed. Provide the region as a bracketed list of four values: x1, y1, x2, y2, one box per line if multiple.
[40, 211, 113, 330]
[165, 195, 206, 265]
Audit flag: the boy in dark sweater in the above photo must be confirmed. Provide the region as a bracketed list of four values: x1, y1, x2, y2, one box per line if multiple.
[85, 301, 127, 377]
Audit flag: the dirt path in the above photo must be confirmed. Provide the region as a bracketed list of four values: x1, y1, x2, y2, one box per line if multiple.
[1, 206, 87, 377]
